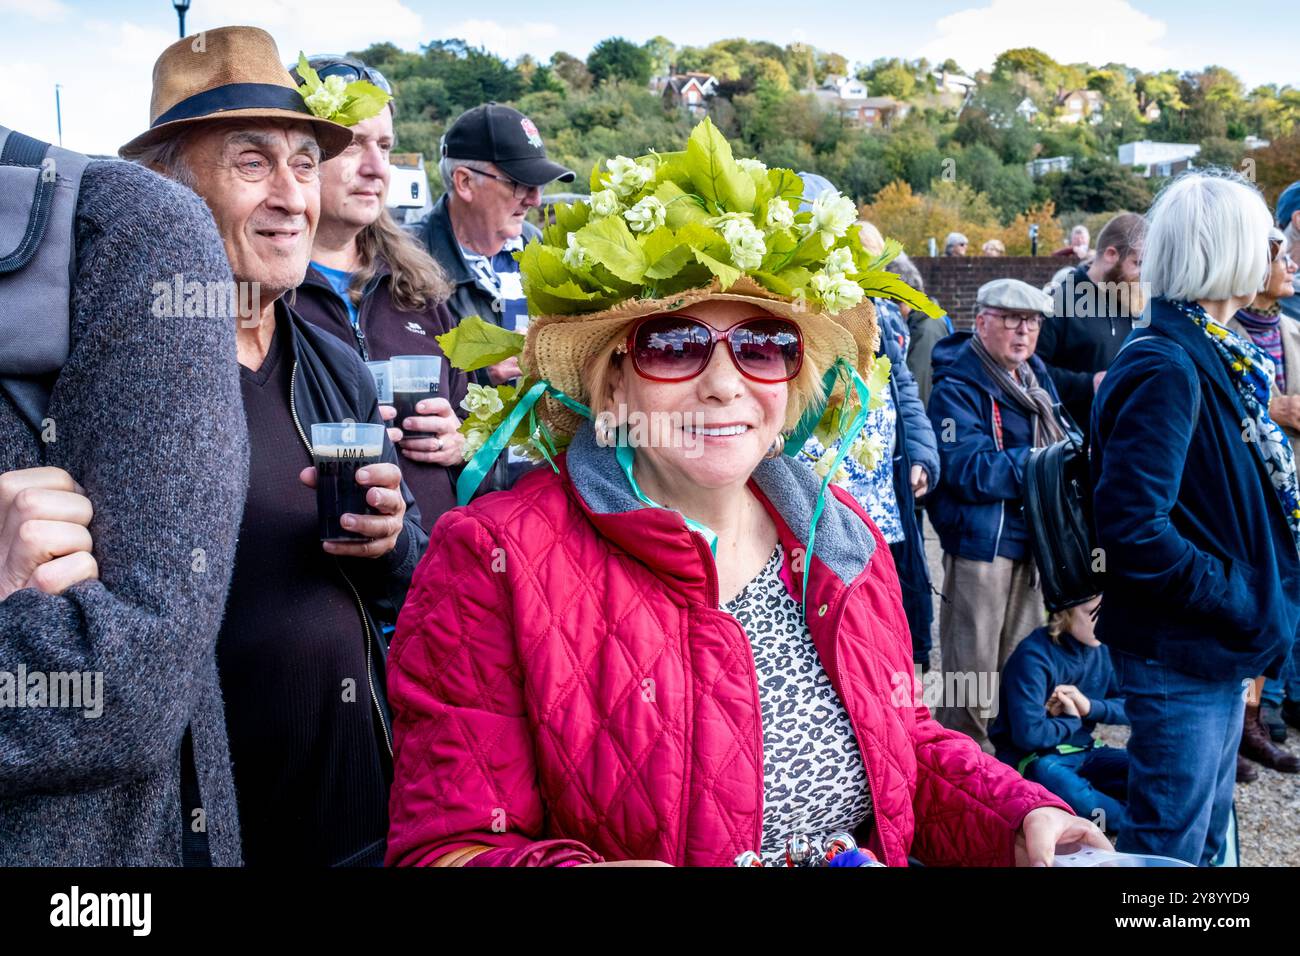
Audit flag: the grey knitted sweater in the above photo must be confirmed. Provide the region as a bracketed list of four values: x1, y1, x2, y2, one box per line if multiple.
[0, 160, 248, 864]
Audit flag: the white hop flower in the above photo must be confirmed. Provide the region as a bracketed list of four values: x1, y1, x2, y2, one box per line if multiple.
[720, 218, 766, 272]
[737, 157, 768, 175]
[812, 447, 850, 485]
[605, 156, 654, 198]
[588, 189, 622, 219]
[807, 188, 858, 248]
[463, 423, 493, 460]
[850, 433, 887, 473]
[460, 383, 505, 422]
[623, 196, 666, 234]
[765, 197, 795, 232]
[304, 74, 348, 119]
[823, 246, 854, 277]
[562, 232, 588, 269]
[808, 270, 865, 313]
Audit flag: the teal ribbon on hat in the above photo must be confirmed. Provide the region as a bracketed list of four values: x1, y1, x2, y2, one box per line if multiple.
[794, 358, 872, 613]
[455, 379, 591, 506]
[615, 441, 719, 556]
[783, 365, 842, 456]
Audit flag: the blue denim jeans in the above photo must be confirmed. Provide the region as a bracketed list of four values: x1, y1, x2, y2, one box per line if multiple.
[1025, 746, 1129, 836]
[1111, 650, 1245, 866]
[1259, 641, 1299, 706]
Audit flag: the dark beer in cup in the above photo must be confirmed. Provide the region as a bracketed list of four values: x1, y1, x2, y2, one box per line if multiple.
[391, 355, 442, 439]
[311, 422, 385, 542]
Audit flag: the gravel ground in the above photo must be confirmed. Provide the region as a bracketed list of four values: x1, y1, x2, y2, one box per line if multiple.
[920, 518, 1300, 866]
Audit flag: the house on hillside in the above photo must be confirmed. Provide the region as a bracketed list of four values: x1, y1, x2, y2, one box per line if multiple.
[808, 74, 909, 129]
[1015, 97, 1040, 122]
[819, 74, 869, 99]
[1026, 155, 1072, 178]
[840, 96, 910, 129]
[1057, 89, 1104, 125]
[1141, 101, 1161, 122]
[1118, 140, 1201, 177]
[662, 72, 718, 114]
[931, 69, 977, 96]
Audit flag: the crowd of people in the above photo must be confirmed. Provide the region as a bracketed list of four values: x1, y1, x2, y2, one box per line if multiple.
[0, 25, 1296, 869]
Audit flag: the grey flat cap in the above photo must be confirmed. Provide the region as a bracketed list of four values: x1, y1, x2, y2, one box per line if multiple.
[977, 277, 1054, 316]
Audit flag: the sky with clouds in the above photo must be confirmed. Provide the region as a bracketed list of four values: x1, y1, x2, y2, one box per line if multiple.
[4, 0, 1295, 156]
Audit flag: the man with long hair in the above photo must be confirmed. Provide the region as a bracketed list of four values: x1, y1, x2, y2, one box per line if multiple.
[292, 55, 469, 532]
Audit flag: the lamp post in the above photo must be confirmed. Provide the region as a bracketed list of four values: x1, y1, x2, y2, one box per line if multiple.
[54, 84, 63, 147]
[172, 0, 191, 39]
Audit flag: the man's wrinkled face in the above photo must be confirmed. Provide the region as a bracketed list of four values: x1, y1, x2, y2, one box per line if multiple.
[319, 110, 393, 233]
[184, 121, 321, 301]
[453, 163, 543, 251]
[976, 307, 1041, 369]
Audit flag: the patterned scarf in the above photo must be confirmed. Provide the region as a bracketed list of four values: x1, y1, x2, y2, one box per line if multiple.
[1235, 302, 1286, 393]
[1177, 299, 1300, 554]
[969, 335, 1067, 447]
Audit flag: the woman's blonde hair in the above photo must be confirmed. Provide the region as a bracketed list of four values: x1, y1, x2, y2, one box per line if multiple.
[581, 321, 828, 435]
[349, 210, 453, 312]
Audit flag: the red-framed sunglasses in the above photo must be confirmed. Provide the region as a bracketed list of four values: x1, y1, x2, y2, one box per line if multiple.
[622, 314, 804, 384]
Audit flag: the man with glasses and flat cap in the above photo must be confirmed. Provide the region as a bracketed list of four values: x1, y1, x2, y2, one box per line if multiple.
[926, 278, 1067, 752]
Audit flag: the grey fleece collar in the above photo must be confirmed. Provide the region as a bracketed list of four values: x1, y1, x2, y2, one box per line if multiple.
[565, 421, 876, 585]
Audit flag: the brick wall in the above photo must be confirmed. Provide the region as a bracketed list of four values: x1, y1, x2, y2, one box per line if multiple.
[911, 256, 1077, 329]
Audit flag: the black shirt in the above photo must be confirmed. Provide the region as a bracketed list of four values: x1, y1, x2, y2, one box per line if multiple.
[1039, 264, 1137, 442]
[217, 315, 389, 866]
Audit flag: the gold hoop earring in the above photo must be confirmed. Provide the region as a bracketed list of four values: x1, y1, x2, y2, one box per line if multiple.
[764, 433, 786, 459]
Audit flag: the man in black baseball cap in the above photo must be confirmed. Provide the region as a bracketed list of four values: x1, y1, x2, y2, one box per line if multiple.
[441, 102, 576, 187]
[415, 103, 573, 489]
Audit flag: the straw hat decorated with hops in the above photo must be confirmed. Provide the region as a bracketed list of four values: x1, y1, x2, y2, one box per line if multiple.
[439, 118, 942, 494]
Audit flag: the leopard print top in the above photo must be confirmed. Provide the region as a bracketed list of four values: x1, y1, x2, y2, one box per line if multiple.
[721, 543, 874, 865]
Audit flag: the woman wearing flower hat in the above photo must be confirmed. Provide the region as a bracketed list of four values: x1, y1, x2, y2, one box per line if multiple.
[385, 121, 1106, 867]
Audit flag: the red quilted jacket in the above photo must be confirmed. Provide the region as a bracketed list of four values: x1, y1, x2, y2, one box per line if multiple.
[386, 426, 1071, 867]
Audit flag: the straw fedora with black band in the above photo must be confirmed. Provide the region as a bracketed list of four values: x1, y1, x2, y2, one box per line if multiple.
[119, 25, 353, 162]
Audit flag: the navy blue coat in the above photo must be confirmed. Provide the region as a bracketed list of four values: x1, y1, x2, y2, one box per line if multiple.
[877, 304, 940, 487]
[1090, 297, 1300, 682]
[925, 331, 1063, 562]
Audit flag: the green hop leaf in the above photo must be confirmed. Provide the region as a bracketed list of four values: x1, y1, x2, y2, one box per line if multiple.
[685, 117, 755, 215]
[435, 315, 525, 372]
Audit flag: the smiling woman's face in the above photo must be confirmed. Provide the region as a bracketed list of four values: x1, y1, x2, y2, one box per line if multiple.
[607, 299, 790, 493]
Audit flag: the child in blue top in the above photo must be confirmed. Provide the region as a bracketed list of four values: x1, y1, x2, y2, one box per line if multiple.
[990, 596, 1130, 836]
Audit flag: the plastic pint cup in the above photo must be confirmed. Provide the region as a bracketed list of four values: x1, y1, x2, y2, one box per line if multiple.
[365, 360, 394, 404]
[390, 355, 442, 434]
[311, 422, 385, 542]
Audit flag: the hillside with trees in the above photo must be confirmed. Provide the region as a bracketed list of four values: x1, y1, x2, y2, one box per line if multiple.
[354, 36, 1300, 255]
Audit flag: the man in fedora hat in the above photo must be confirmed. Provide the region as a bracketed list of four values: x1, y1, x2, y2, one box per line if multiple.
[123, 25, 427, 867]
[926, 278, 1064, 752]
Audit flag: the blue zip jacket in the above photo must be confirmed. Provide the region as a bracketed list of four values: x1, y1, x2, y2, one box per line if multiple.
[925, 331, 1062, 562]
[1090, 297, 1300, 682]
[877, 303, 939, 488]
[990, 626, 1127, 771]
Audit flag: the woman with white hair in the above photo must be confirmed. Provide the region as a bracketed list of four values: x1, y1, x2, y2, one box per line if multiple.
[1090, 171, 1300, 865]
